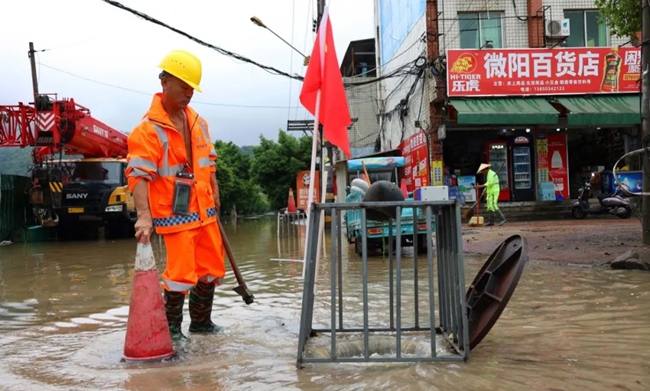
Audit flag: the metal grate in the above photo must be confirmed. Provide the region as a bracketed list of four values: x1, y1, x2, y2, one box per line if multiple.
[296, 199, 470, 366]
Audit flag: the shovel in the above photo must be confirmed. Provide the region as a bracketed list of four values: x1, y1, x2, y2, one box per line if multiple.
[217, 216, 255, 305]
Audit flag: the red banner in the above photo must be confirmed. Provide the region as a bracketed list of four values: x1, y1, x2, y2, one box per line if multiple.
[296, 170, 320, 211]
[398, 131, 429, 192]
[446, 47, 641, 97]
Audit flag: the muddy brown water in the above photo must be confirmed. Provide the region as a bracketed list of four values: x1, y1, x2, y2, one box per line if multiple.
[0, 218, 649, 391]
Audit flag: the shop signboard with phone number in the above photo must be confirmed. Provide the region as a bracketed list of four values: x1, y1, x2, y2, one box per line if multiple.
[446, 47, 641, 97]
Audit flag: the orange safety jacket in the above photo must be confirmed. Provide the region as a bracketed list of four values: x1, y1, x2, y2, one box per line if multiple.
[125, 93, 218, 235]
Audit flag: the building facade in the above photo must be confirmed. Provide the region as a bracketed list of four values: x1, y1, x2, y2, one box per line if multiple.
[340, 39, 381, 158]
[373, 0, 641, 202]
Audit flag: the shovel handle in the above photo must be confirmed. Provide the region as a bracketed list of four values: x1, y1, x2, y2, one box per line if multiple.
[217, 216, 246, 288]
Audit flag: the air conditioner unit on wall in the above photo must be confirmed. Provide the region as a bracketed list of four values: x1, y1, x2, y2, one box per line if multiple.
[545, 19, 570, 38]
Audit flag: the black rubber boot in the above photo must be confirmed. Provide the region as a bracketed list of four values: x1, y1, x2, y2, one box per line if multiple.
[485, 212, 495, 226]
[164, 290, 187, 341]
[189, 281, 223, 333]
[496, 209, 507, 226]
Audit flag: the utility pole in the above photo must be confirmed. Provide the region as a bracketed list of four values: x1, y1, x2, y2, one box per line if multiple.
[28, 42, 40, 102]
[315, 0, 326, 202]
[426, 1, 444, 185]
[642, 2, 650, 244]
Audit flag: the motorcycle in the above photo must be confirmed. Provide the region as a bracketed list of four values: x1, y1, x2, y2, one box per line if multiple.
[571, 173, 634, 219]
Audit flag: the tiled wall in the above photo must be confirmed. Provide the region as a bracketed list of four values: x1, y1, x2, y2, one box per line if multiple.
[343, 77, 381, 151]
[436, 0, 629, 53]
[438, 0, 530, 51]
[543, 0, 628, 47]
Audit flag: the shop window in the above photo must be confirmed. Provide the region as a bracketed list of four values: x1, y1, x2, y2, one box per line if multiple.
[459, 12, 504, 49]
[563, 10, 608, 47]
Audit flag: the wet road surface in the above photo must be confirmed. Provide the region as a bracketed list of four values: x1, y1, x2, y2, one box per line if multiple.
[0, 217, 649, 390]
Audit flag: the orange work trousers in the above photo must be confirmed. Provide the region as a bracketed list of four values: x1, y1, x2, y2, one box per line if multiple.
[161, 221, 225, 293]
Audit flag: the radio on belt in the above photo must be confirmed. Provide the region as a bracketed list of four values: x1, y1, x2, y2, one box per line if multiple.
[415, 186, 449, 201]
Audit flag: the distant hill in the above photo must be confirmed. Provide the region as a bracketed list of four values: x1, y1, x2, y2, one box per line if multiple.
[239, 145, 255, 156]
[0, 148, 33, 177]
[0, 145, 257, 177]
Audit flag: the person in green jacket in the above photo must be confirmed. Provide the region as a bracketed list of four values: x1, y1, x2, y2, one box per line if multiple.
[477, 163, 506, 226]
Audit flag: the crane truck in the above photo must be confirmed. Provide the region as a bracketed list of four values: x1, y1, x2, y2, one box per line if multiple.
[0, 93, 136, 239]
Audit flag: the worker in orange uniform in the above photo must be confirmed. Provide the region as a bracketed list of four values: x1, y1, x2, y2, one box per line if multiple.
[125, 49, 225, 341]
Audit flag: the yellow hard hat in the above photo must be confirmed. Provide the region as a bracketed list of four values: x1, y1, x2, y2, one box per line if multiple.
[158, 50, 203, 92]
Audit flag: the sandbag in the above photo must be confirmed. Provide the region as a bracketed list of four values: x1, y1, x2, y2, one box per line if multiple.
[351, 178, 370, 192]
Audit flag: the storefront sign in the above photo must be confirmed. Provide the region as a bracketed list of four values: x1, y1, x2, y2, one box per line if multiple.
[296, 170, 320, 210]
[446, 47, 641, 97]
[547, 133, 569, 200]
[398, 131, 429, 192]
[514, 136, 529, 144]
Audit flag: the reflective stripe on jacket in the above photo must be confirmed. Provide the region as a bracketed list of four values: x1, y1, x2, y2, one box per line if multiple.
[486, 169, 500, 195]
[125, 93, 218, 234]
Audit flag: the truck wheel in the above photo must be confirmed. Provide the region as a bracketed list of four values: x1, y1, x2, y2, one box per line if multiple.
[571, 206, 587, 219]
[354, 238, 363, 256]
[106, 218, 134, 239]
[617, 206, 632, 219]
[417, 235, 429, 254]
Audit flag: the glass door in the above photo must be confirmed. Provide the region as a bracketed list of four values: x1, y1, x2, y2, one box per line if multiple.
[489, 144, 508, 190]
[513, 146, 531, 189]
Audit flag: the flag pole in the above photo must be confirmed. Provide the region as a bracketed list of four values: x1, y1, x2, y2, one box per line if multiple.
[301, 89, 321, 279]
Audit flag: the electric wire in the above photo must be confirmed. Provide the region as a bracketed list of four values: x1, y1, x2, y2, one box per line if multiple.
[288, 0, 297, 118]
[35, 61, 392, 109]
[36, 62, 302, 109]
[99, 0, 305, 81]
[98, 0, 408, 89]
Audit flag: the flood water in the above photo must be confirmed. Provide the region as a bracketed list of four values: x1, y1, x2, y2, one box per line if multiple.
[0, 217, 649, 391]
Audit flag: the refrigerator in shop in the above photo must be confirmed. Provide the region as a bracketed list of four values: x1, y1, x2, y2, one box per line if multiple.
[483, 140, 510, 202]
[508, 134, 535, 201]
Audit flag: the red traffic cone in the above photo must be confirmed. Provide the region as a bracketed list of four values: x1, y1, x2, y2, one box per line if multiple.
[400, 178, 408, 198]
[287, 188, 297, 213]
[123, 239, 175, 362]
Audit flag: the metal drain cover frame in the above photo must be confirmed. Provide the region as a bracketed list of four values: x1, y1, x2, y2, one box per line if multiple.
[466, 234, 529, 350]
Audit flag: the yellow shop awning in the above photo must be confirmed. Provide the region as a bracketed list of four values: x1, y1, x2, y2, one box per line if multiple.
[448, 97, 560, 125]
[554, 95, 640, 126]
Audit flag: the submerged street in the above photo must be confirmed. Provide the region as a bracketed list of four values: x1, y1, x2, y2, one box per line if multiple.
[0, 217, 649, 391]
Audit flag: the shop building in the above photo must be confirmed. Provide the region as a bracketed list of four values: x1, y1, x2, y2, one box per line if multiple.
[371, 0, 641, 206]
[444, 46, 641, 202]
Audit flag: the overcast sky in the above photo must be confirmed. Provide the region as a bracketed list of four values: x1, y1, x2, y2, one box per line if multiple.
[1, 0, 374, 147]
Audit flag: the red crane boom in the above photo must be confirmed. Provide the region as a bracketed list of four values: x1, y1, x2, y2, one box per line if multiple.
[0, 93, 128, 161]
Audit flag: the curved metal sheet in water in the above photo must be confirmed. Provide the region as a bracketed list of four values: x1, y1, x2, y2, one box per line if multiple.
[466, 234, 529, 350]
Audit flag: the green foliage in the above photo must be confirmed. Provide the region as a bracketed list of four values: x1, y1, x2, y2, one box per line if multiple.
[250, 130, 312, 210]
[595, 0, 641, 42]
[0, 148, 33, 177]
[214, 141, 269, 216]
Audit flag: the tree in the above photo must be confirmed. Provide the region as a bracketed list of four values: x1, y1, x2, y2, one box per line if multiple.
[214, 141, 269, 216]
[250, 130, 312, 210]
[595, 0, 641, 42]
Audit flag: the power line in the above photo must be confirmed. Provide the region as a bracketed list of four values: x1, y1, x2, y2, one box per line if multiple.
[288, 0, 297, 119]
[98, 0, 407, 89]
[99, 0, 305, 81]
[36, 62, 304, 109]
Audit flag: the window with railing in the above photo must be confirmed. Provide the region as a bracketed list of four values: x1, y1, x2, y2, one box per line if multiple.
[458, 12, 505, 49]
[563, 10, 608, 47]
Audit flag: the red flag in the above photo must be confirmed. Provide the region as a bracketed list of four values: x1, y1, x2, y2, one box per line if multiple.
[299, 7, 352, 159]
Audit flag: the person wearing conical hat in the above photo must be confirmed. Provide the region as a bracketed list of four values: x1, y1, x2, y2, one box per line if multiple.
[476, 163, 506, 226]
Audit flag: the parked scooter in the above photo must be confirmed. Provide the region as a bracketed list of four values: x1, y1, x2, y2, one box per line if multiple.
[572, 173, 633, 219]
